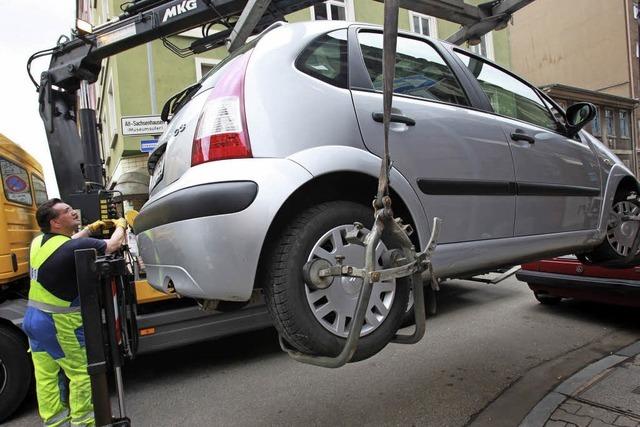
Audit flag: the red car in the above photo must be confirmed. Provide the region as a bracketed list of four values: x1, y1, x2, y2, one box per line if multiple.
[516, 257, 640, 307]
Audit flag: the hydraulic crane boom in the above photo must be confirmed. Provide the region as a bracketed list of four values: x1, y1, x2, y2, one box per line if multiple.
[36, 0, 324, 202]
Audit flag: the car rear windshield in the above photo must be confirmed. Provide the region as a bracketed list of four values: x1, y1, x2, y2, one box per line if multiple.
[296, 29, 349, 89]
[200, 36, 260, 85]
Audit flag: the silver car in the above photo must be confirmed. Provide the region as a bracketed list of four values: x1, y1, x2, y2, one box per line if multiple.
[135, 20, 639, 360]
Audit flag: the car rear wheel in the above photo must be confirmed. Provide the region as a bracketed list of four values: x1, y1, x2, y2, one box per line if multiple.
[584, 191, 640, 264]
[263, 201, 410, 362]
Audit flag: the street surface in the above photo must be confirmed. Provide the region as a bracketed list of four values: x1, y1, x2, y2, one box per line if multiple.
[9, 276, 640, 426]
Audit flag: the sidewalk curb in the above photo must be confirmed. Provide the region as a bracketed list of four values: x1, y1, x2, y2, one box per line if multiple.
[519, 340, 640, 427]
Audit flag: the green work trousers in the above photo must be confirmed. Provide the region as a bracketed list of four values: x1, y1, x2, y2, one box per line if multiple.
[24, 309, 94, 427]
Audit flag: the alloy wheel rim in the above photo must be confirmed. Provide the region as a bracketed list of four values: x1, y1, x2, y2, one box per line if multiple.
[607, 200, 640, 256]
[304, 224, 396, 338]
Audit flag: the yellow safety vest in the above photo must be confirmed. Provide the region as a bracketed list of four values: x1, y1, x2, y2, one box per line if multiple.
[28, 234, 79, 313]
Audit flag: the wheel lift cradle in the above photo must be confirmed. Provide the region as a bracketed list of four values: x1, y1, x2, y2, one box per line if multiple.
[75, 248, 137, 427]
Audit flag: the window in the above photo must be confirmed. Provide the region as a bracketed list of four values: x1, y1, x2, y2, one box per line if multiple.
[0, 158, 32, 206]
[409, 12, 437, 37]
[312, 0, 353, 21]
[106, 74, 117, 147]
[32, 174, 48, 206]
[195, 57, 221, 81]
[357, 32, 469, 106]
[297, 30, 349, 88]
[455, 51, 557, 131]
[620, 110, 630, 138]
[102, 0, 110, 24]
[542, 97, 565, 126]
[592, 106, 601, 136]
[468, 32, 495, 61]
[605, 109, 615, 136]
[100, 111, 109, 162]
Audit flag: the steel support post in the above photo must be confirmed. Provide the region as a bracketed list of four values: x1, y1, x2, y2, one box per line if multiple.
[78, 80, 103, 189]
[75, 249, 132, 426]
[74, 249, 113, 426]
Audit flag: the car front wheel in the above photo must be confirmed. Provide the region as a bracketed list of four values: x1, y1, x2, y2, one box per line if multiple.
[584, 192, 640, 264]
[263, 201, 410, 362]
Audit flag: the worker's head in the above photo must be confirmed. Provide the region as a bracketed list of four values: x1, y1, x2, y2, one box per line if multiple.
[36, 198, 81, 236]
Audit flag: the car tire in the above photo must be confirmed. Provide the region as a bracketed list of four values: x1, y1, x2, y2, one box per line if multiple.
[263, 201, 411, 362]
[533, 291, 562, 305]
[585, 191, 640, 265]
[0, 325, 32, 423]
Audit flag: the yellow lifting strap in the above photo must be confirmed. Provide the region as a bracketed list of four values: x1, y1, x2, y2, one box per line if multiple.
[28, 234, 72, 308]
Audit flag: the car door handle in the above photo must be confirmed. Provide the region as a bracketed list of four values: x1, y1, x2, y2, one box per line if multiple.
[372, 112, 416, 126]
[511, 130, 535, 144]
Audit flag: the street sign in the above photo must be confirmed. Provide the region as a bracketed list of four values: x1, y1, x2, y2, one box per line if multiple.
[121, 115, 166, 136]
[140, 139, 158, 153]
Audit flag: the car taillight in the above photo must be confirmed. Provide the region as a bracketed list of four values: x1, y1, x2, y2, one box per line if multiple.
[192, 53, 252, 166]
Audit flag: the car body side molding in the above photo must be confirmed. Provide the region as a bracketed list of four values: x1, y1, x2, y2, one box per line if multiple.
[417, 179, 600, 197]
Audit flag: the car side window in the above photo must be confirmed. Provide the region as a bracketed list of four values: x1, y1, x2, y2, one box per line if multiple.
[296, 29, 349, 89]
[541, 97, 567, 128]
[455, 51, 559, 132]
[357, 31, 469, 106]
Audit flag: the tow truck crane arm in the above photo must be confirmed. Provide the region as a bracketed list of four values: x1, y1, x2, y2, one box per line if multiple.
[35, 0, 330, 202]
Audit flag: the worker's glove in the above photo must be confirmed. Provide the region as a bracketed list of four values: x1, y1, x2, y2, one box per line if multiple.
[86, 220, 106, 233]
[114, 218, 127, 230]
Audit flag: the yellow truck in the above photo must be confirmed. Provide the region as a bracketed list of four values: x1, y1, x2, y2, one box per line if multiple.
[0, 134, 270, 422]
[0, 134, 43, 284]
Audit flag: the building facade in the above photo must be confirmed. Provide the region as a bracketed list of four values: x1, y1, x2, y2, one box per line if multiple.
[509, 0, 640, 174]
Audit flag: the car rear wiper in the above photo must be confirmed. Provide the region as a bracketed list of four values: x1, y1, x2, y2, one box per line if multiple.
[160, 82, 201, 122]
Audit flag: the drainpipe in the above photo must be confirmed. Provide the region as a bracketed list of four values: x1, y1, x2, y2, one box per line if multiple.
[146, 42, 158, 115]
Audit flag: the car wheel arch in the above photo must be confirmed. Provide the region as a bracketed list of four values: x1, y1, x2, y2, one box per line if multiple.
[613, 175, 639, 199]
[253, 170, 426, 290]
[598, 167, 640, 235]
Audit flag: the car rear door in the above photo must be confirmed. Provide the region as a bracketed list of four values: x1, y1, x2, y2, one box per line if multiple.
[452, 50, 602, 236]
[349, 28, 516, 244]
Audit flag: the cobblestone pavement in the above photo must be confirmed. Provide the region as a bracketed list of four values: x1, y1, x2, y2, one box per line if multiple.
[524, 342, 640, 427]
[546, 398, 640, 427]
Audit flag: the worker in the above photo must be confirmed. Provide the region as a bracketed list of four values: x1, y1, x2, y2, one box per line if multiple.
[22, 198, 126, 427]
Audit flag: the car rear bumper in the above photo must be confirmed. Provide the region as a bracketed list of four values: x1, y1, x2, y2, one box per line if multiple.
[134, 181, 258, 234]
[136, 158, 312, 301]
[516, 270, 640, 307]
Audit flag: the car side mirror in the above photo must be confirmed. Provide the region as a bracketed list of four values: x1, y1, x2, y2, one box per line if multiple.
[565, 102, 596, 138]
